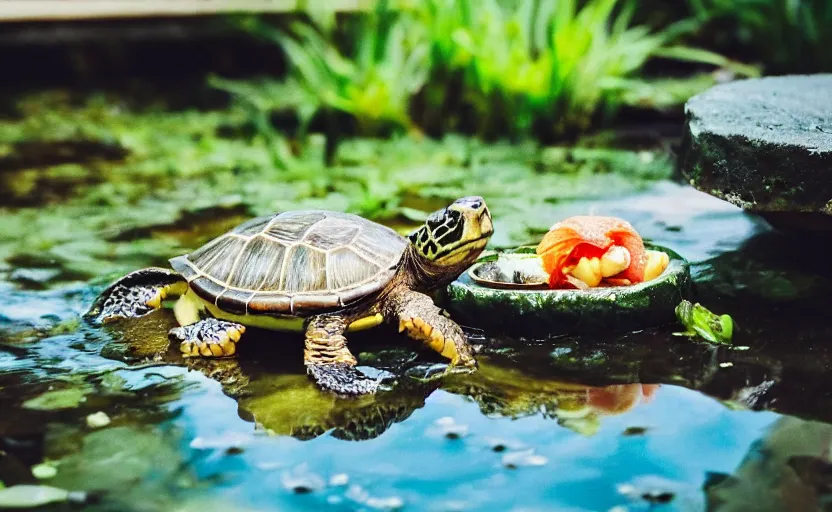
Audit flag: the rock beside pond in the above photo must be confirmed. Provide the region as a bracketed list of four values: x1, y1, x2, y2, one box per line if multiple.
[679, 75, 832, 230]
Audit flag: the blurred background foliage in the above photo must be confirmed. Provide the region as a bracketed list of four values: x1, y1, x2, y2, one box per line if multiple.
[206, 0, 831, 144]
[2, 0, 831, 280]
[206, 0, 832, 148]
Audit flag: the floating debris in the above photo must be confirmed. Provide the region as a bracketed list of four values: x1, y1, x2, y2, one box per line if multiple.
[642, 490, 675, 504]
[280, 464, 325, 494]
[430, 417, 469, 440]
[21, 388, 87, 411]
[345, 485, 404, 510]
[622, 427, 649, 436]
[485, 437, 526, 453]
[719, 362, 734, 368]
[674, 300, 733, 345]
[329, 474, 350, 487]
[616, 483, 638, 498]
[616, 476, 682, 506]
[366, 496, 405, 510]
[86, 411, 111, 429]
[502, 449, 548, 469]
[0, 485, 85, 509]
[30, 463, 57, 480]
[190, 432, 251, 451]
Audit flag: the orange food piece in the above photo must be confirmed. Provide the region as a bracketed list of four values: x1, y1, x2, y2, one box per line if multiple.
[536, 215, 646, 288]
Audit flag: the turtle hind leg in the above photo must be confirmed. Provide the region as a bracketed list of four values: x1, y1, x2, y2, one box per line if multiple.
[169, 318, 245, 357]
[85, 267, 187, 324]
[304, 315, 379, 396]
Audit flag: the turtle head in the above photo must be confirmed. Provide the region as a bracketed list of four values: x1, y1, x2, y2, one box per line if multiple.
[409, 196, 493, 267]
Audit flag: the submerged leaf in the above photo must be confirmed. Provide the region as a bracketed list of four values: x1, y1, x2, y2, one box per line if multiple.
[22, 387, 88, 411]
[0, 485, 70, 508]
[31, 463, 58, 480]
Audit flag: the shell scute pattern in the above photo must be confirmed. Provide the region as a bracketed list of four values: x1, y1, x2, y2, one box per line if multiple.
[170, 211, 407, 315]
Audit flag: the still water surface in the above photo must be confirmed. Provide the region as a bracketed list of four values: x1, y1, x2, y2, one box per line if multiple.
[2, 182, 831, 511]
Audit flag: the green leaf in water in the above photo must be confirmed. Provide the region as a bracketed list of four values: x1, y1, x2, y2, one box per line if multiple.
[673, 300, 733, 345]
[0, 485, 70, 509]
[22, 388, 87, 411]
[31, 463, 58, 480]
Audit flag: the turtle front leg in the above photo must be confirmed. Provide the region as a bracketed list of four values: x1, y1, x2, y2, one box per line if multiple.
[304, 315, 379, 396]
[85, 267, 188, 324]
[169, 318, 245, 357]
[391, 290, 477, 371]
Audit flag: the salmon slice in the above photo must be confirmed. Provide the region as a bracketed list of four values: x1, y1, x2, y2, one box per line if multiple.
[536, 215, 646, 288]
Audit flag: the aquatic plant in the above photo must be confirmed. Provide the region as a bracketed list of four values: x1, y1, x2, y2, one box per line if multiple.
[226, 1, 429, 136]
[216, 0, 751, 141]
[417, 0, 756, 138]
[688, 0, 832, 73]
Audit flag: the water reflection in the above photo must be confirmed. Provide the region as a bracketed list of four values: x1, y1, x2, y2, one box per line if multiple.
[4, 174, 832, 509]
[706, 416, 832, 512]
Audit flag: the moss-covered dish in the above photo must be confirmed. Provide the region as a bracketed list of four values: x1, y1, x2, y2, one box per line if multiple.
[442, 244, 691, 336]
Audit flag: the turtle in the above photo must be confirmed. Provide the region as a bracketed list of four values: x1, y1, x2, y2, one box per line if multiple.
[85, 196, 494, 396]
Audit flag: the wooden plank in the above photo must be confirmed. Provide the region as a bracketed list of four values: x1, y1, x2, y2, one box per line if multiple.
[0, 0, 379, 22]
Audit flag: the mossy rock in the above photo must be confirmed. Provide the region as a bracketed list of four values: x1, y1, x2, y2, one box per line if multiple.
[442, 245, 691, 336]
[678, 75, 832, 230]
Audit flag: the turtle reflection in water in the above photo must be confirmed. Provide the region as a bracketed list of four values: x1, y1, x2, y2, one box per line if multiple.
[86, 197, 493, 396]
[239, 373, 440, 441]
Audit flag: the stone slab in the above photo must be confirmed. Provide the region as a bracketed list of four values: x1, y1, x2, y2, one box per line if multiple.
[678, 75, 832, 228]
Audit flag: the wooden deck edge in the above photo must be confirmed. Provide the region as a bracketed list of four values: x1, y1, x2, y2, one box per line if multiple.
[0, 0, 383, 22]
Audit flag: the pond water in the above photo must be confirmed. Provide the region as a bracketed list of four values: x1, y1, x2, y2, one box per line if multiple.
[3, 104, 832, 511]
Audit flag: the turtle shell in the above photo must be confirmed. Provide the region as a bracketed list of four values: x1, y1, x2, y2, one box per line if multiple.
[169, 211, 407, 316]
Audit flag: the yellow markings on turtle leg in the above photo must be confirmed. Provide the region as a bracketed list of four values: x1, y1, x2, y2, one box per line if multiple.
[347, 313, 384, 332]
[400, 316, 460, 363]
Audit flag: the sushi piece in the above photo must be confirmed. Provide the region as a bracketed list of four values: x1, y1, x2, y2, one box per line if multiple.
[536, 215, 653, 289]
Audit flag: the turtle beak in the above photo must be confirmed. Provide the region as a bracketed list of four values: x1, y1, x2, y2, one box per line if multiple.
[458, 196, 492, 240]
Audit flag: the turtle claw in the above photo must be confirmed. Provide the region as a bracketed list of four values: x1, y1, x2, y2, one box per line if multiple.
[169, 318, 245, 358]
[307, 363, 380, 396]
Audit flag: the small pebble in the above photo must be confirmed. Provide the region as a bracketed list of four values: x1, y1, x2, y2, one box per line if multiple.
[86, 412, 111, 429]
[719, 362, 734, 368]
